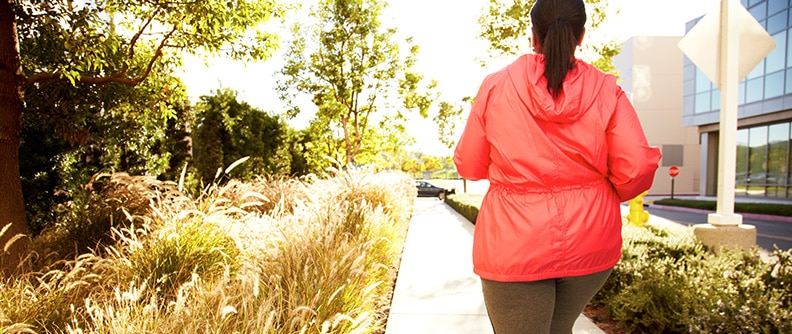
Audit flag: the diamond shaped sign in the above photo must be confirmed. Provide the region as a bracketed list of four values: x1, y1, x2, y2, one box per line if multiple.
[678, 0, 776, 89]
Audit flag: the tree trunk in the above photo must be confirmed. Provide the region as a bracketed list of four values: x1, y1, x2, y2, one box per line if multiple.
[0, 0, 31, 277]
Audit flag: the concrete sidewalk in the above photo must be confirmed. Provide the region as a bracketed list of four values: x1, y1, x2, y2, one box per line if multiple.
[384, 198, 605, 334]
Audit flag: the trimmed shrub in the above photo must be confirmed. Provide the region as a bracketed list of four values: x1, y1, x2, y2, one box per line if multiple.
[445, 194, 483, 224]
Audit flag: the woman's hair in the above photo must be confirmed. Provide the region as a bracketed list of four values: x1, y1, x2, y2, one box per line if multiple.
[530, 0, 586, 99]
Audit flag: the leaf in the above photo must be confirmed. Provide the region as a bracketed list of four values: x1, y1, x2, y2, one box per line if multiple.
[3, 234, 27, 254]
[224, 156, 250, 175]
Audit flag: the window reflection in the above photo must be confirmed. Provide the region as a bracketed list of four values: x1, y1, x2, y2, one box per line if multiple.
[696, 92, 711, 113]
[748, 127, 768, 196]
[765, 71, 785, 98]
[768, 11, 787, 34]
[768, 123, 789, 197]
[766, 31, 787, 73]
[747, 77, 765, 103]
[736, 129, 749, 196]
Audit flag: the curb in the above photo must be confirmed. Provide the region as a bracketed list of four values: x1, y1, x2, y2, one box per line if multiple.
[648, 204, 792, 223]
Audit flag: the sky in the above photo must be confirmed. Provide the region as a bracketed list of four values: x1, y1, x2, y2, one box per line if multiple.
[178, 0, 722, 157]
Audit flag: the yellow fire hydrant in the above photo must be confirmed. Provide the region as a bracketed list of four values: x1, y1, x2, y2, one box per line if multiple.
[624, 191, 649, 227]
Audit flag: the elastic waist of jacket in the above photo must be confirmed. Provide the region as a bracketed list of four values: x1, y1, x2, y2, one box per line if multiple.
[489, 179, 608, 195]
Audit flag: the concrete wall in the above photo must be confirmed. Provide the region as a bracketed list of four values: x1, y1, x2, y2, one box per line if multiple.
[613, 36, 701, 196]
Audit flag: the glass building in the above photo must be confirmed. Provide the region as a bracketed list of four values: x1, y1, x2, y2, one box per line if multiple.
[683, 0, 792, 198]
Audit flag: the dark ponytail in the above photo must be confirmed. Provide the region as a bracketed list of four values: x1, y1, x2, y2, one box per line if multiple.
[530, 0, 586, 99]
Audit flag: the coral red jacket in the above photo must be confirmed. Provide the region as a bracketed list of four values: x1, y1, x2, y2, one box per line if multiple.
[454, 54, 661, 282]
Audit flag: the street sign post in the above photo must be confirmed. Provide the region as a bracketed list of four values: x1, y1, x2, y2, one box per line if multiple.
[678, 0, 774, 227]
[669, 166, 679, 199]
[677, 0, 765, 251]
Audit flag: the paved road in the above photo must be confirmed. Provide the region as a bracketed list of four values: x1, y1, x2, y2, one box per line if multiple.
[647, 206, 792, 252]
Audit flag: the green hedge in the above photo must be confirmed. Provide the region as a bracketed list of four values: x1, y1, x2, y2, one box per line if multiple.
[445, 194, 484, 224]
[653, 198, 792, 217]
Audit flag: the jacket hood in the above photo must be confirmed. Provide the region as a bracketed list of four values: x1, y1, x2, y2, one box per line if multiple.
[507, 54, 606, 123]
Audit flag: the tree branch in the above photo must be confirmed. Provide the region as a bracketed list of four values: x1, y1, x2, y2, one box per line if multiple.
[122, 9, 160, 76]
[24, 22, 177, 88]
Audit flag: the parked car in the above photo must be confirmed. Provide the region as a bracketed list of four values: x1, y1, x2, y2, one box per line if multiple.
[415, 180, 455, 200]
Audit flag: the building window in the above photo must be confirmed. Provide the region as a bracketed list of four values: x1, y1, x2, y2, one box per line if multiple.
[786, 68, 792, 94]
[768, 10, 787, 34]
[746, 77, 765, 103]
[695, 67, 712, 92]
[766, 70, 785, 98]
[767, 31, 787, 72]
[662, 145, 684, 167]
[788, 122, 792, 196]
[767, 122, 790, 197]
[735, 124, 792, 198]
[737, 129, 749, 195]
[696, 92, 711, 113]
[750, 1, 767, 21]
[787, 26, 792, 68]
[770, 1, 787, 16]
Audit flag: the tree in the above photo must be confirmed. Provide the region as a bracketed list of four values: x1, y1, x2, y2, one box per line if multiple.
[192, 89, 293, 183]
[19, 79, 194, 237]
[433, 97, 472, 150]
[477, 0, 621, 73]
[277, 0, 437, 167]
[0, 0, 281, 277]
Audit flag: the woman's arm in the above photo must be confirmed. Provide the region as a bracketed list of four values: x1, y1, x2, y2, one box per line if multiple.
[606, 86, 662, 201]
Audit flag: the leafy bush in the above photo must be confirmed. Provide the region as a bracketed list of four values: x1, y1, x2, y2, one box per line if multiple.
[594, 224, 792, 333]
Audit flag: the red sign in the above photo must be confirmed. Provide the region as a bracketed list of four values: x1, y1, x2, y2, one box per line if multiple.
[669, 166, 680, 178]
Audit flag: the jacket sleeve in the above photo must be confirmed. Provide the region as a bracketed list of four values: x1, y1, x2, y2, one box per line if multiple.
[606, 86, 662, 201]
[453, 81, 492, 181]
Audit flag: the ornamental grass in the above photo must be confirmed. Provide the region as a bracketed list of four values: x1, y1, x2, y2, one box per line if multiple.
[1, 164, 415, 333]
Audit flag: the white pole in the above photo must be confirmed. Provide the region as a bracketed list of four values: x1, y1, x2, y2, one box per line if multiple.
[708, 0, 743, 226]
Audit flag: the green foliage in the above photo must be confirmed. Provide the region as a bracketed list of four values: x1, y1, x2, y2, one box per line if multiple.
[277, 0, 438, 166]
[433, 98, 471, 149]
[477, 0, 622, 74]
[445, 194, 484, 224]
[5, 0, 283, 271]
[19, 81, 193, 237]
[15, 0, 197, 238]
[113, 218, 241, 300]
[654, 198, 792, 217]
[16, 0, 281, 83]
[594, 224, 792, 333]
[192, 89, 297, 184]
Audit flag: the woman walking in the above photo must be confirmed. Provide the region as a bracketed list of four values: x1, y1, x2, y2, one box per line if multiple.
[453, 0, 661, 333]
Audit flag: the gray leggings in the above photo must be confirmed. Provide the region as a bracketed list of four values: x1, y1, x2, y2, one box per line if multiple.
[480, 268, 612, 334]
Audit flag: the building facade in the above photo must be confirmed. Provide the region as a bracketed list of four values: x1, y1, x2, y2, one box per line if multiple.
[683, 0, 792, 199]
[614, 36, 701, 196]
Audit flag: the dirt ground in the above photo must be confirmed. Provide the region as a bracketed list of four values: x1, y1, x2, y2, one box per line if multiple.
[583, 306, 629, 334]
